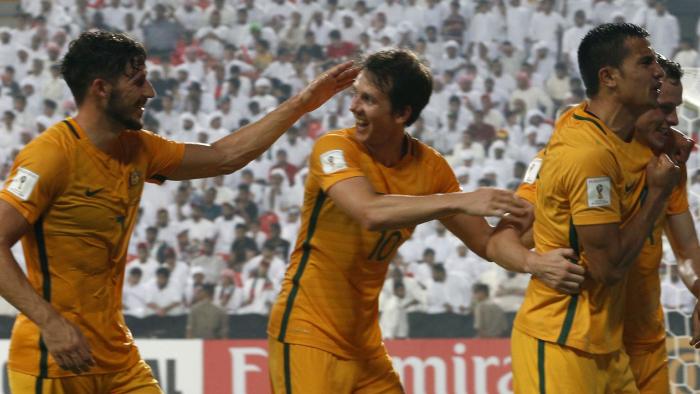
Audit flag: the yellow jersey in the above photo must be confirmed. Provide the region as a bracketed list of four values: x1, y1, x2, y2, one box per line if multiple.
[0, 118, 184, 377]
[517, 144, 688, 351]
[515, 103, 648, 354]
[267, 128, 461, 359]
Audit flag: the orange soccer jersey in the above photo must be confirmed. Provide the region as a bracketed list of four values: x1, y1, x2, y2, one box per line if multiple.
[618, 138, 689, 350]
[517, 144, 688, 350]
[0, 118, 184, 378]
[515, 103, 650, 354]
[267, 128, 460, 359]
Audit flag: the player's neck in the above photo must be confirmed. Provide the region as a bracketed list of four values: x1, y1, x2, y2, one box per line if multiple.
[365, 131, 408, 167]
[73, 107, 124, 156]
[586, 96, 640, 142]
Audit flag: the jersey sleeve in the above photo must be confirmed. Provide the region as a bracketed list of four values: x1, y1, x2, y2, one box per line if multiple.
[0, 140, 69, 224]
[139, 131, 186, 184]
[309, 133, 365, 192]
[561, 147, 622, 226]
[516, 150, 545, 204]
[667, 165, 689, 215]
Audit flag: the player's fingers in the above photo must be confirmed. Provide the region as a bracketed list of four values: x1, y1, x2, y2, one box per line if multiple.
[326, 60, 355, 77]
[557, 281, 581, 295]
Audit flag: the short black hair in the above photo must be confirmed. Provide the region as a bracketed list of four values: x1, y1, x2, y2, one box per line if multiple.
[201, 283, 216, 297]
[657, 54, 683, 81]
[361, 49, 433, 126]
[473, 282, 489, 296]
[156, 267, 171, 277]
[577, 23, 650, 97]
[60, 31, 146, 105]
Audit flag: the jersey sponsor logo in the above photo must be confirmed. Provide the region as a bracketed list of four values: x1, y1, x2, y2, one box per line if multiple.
[523, 158, 542, 184]
[6, 167, 39, 201]
[320, 149, 348, 174]
[586, 176, 611, 207]
[129, 170, 141, 188]
[85, 188, 104, 197]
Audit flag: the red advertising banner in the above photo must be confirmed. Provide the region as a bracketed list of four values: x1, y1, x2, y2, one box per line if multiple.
[203, 339, 512, 394]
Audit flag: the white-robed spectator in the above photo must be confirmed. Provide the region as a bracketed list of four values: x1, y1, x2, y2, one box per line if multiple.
[196, 10, 232, 59]
[545, 62, 572, 107]
[237, 262, 277, 315]
[122, 267, 148, 318]
[423, 0, 449, 33]
[214, 268, 245, 314]
[493, 271, 530, 313]
[406, 248, 437, 287]
[143, 267, 185, 317]
[562, 10, 592, 68]
[242, 245, 286, 289]
[337, 11, 364, 43]
[191, 238, 226, 284]
[527, 0, 565, 53]
[181, 204, 217, 245]
[379, 280, 419, 339]
[176, 47, 206, 82]
[504, 0, 533, 50]
[509, 73, 553, 117]
[673, 39, 699, 69]
[646, 1, 680, 58]
[398, 234, 426, 265]
[159, 247, 191, 291]
[204, 0, 237, 25]
[425, 264, 470, 314]
[261, 48, 296, 82]
[175, 113, 200, 142]
[467, 1, 502, 50]
[175, 0, 207, 31]
[591, 0, 622, 24]
[483, 140, 513, 188]
[424, 222, 460, 263]
[525, 109, 554, 146]
[128, 242, 160, 286]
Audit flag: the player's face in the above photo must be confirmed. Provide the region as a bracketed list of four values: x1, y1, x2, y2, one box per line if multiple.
[106, 63, 155, 130]
[635, 78, 683, 153]
[349, 71, 405, 146]
[615, 37, 663, 111]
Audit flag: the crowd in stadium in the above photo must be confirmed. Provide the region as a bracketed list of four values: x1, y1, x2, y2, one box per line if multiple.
[0, 0, 699, 339]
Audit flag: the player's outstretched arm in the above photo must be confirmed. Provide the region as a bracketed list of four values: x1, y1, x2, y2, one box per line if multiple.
[579, 154, 679, 286]
[484, 205, 584, 294]
[326, 176, 529, 232]
[167, 61, 359, 180]
[0, 200, 94, 374]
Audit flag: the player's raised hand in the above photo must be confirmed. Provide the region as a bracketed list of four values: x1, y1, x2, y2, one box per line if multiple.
[646, 153, 680, 195]
[462, 188, 530, 217]
[666, 128, 694, 165]
[528, 248, 584, 295]
[41, 314, 95, 374]
[296, 61, 359, 113]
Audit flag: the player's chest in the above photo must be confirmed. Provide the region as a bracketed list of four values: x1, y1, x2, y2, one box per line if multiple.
[50, 152, 147, 234]
[359, 160, 433, 196]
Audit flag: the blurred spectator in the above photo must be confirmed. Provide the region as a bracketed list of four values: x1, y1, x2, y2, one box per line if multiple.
[472, 283, 508, 338]
[379, 280, 417, 339]
[144, 267, 185, 317]
[123, 267, 147, 318]
[231, 223, 259, 263]
[263, 223, 291, 259]
[673, 38, 699, 68]
[187, 283, 229, 339]
[425, 264, 469, 314]
[159, 247, 190, 291]
[493, 271, 529, 313]
[129, 242, 159, 285]
[140, 4, 183, 60]
[661, 264, 696, 315]
[191, 238, 226, 284]
[646, 1, 679, 57]
[238, 260, 277, 315]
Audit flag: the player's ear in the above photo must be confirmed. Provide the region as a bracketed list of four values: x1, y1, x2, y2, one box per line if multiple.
[394, 106, 412, 125]
[599, 66, 619, 90]
[90, 78, 113, 102]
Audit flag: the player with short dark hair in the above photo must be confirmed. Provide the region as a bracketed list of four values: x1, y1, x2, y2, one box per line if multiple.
[490, 23, 677, 393]
[267, 48, 575, 393]
[0, 30, 357, 393]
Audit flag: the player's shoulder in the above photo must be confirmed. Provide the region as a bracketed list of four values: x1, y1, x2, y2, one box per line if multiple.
[313, 128, 360, 150]
[22, 119, 77, 155]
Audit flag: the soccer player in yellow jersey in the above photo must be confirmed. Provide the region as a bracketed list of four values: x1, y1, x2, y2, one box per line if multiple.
[0, 31, 358, 393]
[488, 23, 680, 393]
[501, 56, 696, 393]
[266, 49, 578, 393]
